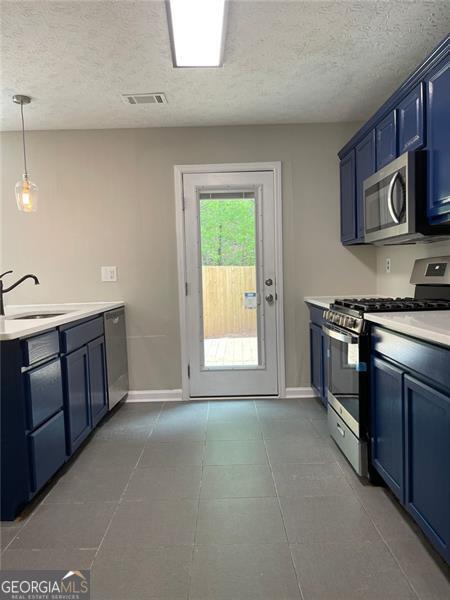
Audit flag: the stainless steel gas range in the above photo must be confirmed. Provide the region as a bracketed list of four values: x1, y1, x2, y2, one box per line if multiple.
[322, 255, 450, 478]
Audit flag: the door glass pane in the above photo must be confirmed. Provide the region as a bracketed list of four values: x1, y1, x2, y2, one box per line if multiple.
[199, 192, 259, 368]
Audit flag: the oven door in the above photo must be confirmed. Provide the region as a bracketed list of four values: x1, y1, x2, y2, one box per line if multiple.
[322, 324, 361, 437]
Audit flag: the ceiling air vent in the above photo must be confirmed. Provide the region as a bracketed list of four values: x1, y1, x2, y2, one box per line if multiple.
[121, 93, 168, 105]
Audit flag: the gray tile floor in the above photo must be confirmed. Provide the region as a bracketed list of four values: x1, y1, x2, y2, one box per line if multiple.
[1, 398, 449, 599]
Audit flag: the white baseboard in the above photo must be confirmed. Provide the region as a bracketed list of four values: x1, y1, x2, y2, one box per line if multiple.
[127, 389, 182, 402]
[285, 387, 318, 399]
[126, 387, 317, 403]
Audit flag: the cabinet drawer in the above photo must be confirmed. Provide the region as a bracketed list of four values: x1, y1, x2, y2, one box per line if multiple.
[28, 410, 66, 493]
[61, 317, 104, 354]
[22, 330, 59, 367]
[372, 327, 450, 391]
[25, 358, 63, 430]
[328, 406, 367, 476]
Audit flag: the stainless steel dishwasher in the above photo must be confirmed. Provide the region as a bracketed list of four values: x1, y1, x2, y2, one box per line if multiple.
[104, 307, 129, 410]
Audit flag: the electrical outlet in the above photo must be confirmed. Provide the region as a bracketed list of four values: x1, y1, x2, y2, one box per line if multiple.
[101, 266, 117, 282]
[385, 258, 391, 274]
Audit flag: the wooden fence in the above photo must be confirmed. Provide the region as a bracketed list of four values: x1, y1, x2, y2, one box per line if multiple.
[202, 266, 257, 338]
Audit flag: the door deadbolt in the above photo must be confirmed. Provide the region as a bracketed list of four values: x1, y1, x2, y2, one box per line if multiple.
[265, 278, 273, 286]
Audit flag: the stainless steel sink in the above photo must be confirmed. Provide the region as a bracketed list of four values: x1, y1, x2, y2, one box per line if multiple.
[10, 312, 67, 320]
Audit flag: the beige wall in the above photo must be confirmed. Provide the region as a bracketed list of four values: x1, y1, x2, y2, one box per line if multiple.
[376, 241, 450, 297]
[1, 124, 379, 391]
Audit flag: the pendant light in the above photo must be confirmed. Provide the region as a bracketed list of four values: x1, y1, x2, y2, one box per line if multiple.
[13, 95, 38, 212]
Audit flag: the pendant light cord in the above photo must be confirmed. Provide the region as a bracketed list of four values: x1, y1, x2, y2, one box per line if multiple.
[20, 101, 28, 178]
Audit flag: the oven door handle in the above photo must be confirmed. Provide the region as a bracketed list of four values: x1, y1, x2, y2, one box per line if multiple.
[387, 171, 403, 224]
[322, 325, 358, 344]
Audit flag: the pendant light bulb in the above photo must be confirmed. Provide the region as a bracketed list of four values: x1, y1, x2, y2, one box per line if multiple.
[15, 174, 38, 212]
[13, 94, 38, 213]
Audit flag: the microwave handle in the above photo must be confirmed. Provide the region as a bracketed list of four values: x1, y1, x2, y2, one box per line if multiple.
[387, 171, 402, 224]
[322, 325, 358, 344]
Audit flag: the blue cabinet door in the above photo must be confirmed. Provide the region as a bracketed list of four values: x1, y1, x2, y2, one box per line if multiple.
[340, 150, 356, 243]
[310, 323, 323, 399]
[63, 346, 92, 455]
[398, 84, 425, 153]
[355, 130, 376, 240]
[88, 336, 108, 427]
[404, 375, 450, 563]
[425, 56, 450, 223]
[321, 331, 329, 407]
[371, 357, 405, 501]
[376, 111, 397, 169]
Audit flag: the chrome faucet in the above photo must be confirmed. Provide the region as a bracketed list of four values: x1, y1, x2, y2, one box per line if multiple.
[0, 271, 40, 316]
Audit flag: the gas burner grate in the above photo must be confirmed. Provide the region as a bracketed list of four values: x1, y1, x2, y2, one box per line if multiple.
[333, 297, 450, 313]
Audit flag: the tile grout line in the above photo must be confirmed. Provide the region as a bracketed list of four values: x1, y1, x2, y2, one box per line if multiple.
[186, 400, 210, 600]
[254, 399, 307, 600]
[87, 401, 165, 571]
[1, 404, 165, 561]
[333, 460, 422, 599]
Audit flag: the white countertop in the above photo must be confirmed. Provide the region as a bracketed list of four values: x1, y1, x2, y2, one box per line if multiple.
[366, 311, 450, 348]
[0, 302, 125, 341]
[304, 295, 381, 309]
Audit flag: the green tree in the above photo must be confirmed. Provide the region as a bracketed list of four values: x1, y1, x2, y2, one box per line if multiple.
[200, 199, 256, 266]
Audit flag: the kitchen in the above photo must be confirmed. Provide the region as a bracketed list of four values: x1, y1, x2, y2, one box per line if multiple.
[1, 1, 449, 599]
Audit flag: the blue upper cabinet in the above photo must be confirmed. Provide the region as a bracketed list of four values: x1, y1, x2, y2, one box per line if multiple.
[340, 150, 356, 243]
[376, 111, 397, 169]
[338, 34, 449, 244]
[398, 84, 425, 153]
[425, 55, 450, 224]
[355, 130, 376, 241]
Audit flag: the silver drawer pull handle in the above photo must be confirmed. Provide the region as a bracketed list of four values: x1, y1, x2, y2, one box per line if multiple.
[112, 317, 119, 325]
[336, 423, 345, 437]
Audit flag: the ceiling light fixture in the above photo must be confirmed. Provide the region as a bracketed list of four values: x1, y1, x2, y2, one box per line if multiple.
[13, 95, 38, 213]
[166, 0, 227, 67]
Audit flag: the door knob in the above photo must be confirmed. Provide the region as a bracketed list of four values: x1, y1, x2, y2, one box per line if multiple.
[265, 294, 274, 304]
[265, 278, 273, 286]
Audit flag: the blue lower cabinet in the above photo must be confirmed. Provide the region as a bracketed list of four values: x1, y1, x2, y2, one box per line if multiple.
[321, 331, 329, 406]
[29, 410, 66, 493]
[310, 323, 323, 400]
[425, 55, 450, 223]
[372, 326, 450, 564]
[371, 357, 405, 501]
[404, 375, 450, 562]
[64, 346, 92, 455]
[88, 336, 109, 427]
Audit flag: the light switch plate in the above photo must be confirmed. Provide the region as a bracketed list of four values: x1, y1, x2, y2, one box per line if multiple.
[101, 266, 117, 282]
[385, 258, 391, 274]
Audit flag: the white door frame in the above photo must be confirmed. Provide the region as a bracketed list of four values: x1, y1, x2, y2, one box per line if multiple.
[174, 162, 285, 401]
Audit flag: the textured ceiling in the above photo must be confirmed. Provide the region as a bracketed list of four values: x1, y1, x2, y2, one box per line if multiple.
[1, 0, 450, 131]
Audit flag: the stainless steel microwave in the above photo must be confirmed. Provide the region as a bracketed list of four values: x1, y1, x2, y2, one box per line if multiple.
[363, 151, 450, 245]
